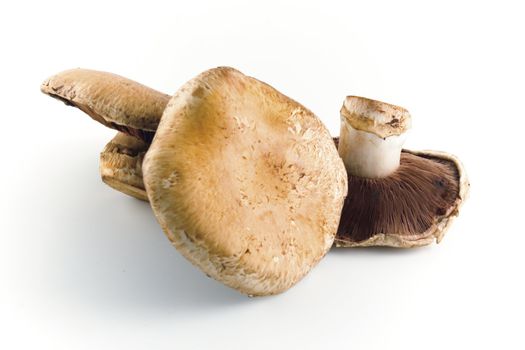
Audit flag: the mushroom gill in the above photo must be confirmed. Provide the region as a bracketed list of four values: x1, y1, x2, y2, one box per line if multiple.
[336, 151, 460, 243]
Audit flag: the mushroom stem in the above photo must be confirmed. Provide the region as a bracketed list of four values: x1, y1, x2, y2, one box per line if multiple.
[339, 123, 406, 178]
[338, 96, 412, 178]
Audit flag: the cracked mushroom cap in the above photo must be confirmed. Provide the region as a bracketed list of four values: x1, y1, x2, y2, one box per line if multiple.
[41, 68, 170, 142]
[334, 96, 469, 248]
[100, 132, 149, 201]
[143, 67, 347, 296]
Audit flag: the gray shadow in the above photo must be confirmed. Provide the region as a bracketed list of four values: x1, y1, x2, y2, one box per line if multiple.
[50, 152, 252, 317]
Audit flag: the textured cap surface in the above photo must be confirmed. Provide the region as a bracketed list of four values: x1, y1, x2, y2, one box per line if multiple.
[41, 68, 169, 140]
[143, 67, 347, 296]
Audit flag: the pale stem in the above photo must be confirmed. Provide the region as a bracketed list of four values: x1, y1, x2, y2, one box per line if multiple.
[338, 120, 406, 178]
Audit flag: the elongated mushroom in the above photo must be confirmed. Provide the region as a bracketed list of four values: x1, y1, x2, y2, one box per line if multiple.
[41, 68, 169, 142]
[41, 69, 169, 197]
[100, 132, 149, 201]
[335, 96, 469, 248]
[143, 67, 347, 295]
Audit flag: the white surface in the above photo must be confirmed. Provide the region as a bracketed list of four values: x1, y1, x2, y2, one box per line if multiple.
[1, 1, 523, 349]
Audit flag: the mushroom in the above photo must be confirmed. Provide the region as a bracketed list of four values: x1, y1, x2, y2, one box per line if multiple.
[41, 68, 169, 198]
[143, 67, 347, 295]
[41, 69, 468, 250]
[100, 132, 149, 201]
[335, 96, 469, 248]
[40, 68, 169, 142]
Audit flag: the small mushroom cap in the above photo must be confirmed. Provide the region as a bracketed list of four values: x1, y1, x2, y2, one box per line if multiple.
[335, 149, 469, 248]
[41, 68, 170, 141]
[341, 96, 412, 138]
[143, 67, 347, 296]
[100, 132, 149, 201]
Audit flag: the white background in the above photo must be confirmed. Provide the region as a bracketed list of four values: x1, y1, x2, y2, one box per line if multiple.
[1, 1, 523, 349]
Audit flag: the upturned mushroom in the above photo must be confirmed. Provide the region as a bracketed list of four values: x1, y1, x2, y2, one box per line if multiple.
[335, 96, 469, 248]
[40, 68, 169, 142]
[143, 67, 347, 295]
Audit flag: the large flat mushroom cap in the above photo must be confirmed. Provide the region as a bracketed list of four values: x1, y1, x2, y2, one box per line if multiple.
[143, 67, 347, 296]
[100, 132, 149, 201]
[41, 68, 170, 142]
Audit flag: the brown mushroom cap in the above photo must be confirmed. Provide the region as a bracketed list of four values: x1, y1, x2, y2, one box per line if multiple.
[100, 132, 149, 201]
[41, 68, 170, 142]
[143, 67, 347, 296]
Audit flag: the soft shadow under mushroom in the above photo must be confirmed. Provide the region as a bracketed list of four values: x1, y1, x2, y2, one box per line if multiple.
[53, 162, 251, 315]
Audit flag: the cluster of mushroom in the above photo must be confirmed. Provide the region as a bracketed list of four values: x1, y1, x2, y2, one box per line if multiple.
[41, 67, 469, 296]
